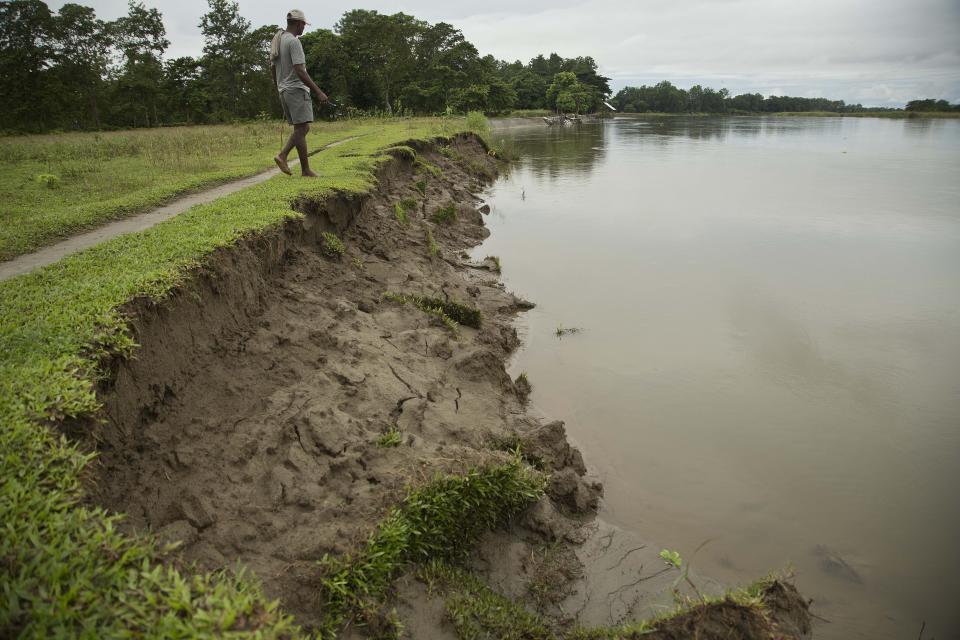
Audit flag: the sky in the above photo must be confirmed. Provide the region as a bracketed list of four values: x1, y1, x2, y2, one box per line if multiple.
[61, 0, 960, 107]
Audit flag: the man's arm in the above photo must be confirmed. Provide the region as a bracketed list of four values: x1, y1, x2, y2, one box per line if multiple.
[270, 64, 277, 91]
[294, 64, 328, 103]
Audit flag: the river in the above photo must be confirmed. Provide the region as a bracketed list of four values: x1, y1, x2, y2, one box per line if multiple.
[479, 115, 960, 639]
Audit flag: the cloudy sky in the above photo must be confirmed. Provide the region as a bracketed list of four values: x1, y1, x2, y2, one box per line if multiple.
[62, 0, 960, 107]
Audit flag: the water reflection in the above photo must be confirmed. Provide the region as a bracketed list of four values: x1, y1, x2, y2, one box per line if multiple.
[508, 123, 608, 180]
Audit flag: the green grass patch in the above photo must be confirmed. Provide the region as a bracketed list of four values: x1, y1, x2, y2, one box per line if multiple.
[384, 292, 481, 331]
[393, 202, 410, 225]
[377, 426, 403, 448]
[425, 229, 440, 258]
[382, 144, 418, 160]
[414, 178, 428, 196]
[0, 115, 491, 637]
[431, 202, 458, 225]
[321, 231, 345, 258]
[419, 560, 554, 640]
[0, 120, 354, 260]
[318, 459, 546, 636]
[414, 158, 443, 178]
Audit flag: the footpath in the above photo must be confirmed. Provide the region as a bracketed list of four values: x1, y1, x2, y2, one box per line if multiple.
[0, 136, 360, 282]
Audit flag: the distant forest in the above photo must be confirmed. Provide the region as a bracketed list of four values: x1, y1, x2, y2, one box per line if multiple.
[610, 84, 960, 115]
[1, 0, 957, 133]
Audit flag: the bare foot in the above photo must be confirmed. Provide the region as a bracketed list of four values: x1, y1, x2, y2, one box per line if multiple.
[301, 169, 320, 178]
[274, 155, 292, 175]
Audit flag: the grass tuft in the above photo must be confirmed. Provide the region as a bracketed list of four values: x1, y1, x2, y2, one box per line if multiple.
[318, 459, 546, 636]
[431, 202, 457, 225]
[377, 426, 403, 448]
[393, 202, 409, 225]
[321, 231, 345, 258]
[425, 229, 439, 258]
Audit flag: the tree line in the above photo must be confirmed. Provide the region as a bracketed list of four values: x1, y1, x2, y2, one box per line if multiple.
[4, 0, 955, 133]
[611, 81, 959, 114]
[0, 0, 611, 132]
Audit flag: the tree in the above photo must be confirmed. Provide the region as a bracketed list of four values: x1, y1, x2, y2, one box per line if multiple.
[199, 0, 250, 119]
[109, 1, 169, 127]
[0, 0, 56, 131]
[52, 4, 112, 128]
[546, 71, 592, 114]
[336, 10, 421, 113]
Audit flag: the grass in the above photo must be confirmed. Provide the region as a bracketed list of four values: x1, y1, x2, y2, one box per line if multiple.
[318, 459, 546, 636]
[0, 115, 490, 637]
[431, 202, 458, 225]
[377, 426, 403, 448]
[419, 561, 554, 640]
[0, 120, 358, 260]
[383, 292, 481, 336]
[393, 202, 409, 225]
[321, 231, 345, 258]
[485, 255, 501, 273]
[414, 157, 443, 178]
[425, 228, 440, 258]
[417, 560, 798, 640]
[514, 372, 532, 401]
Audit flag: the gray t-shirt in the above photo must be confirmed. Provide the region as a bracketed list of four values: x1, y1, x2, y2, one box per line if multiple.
[273, 31, 308, 94]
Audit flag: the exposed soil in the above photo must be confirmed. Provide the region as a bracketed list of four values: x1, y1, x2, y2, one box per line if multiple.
[80, 134, 811, 638]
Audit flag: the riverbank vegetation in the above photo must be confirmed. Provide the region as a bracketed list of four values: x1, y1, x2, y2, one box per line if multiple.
[610, 81, 960, 116]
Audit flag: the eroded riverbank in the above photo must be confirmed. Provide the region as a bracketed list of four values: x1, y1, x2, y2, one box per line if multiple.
[75, 135, 809, 637]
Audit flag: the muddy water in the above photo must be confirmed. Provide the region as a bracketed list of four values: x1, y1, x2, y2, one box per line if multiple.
[478, 116, 960, 639]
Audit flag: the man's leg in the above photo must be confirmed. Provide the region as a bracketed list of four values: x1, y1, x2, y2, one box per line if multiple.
[294, 123, 318, 177]
[277, 123, 316, 177]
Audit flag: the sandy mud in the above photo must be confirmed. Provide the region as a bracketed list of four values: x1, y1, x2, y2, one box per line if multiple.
[78, 135, 810, 638]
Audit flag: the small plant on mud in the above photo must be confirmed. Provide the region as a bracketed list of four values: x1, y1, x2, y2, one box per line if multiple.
[393, 202, 409, 225]
[321, 231, 345, 258]
[418, 561, 553, 640]
[414, 178, 428, 196]
[514, 372, 532, 401]
[400, 197, 418, 211]
[432, 202, 457, 225]
[383, 292, 481, 336]
[486, 255, 502, 273]
[352, 256, 364, 270]
[415, 157, 442, 178]
[377, 426, 403, 448]
[425, 229, 439, 258]
[660, 549, 682, 569]
[555, 324, 582, 338]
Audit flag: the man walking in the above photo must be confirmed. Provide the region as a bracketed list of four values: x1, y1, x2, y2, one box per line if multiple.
[271, 9, 329, 177]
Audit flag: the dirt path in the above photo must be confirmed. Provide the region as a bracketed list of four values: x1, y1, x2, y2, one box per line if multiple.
[0, 136, 362, 282]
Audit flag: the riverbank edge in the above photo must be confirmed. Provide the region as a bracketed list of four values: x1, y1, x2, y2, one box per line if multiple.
[0, 128, 810, 638]
[0, 122, 486, 636]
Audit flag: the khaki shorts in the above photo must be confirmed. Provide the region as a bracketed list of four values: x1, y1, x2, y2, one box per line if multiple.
[280, 89, 313, 125]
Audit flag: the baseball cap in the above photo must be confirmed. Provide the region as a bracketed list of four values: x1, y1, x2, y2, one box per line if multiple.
[287, 9, 309, 24]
